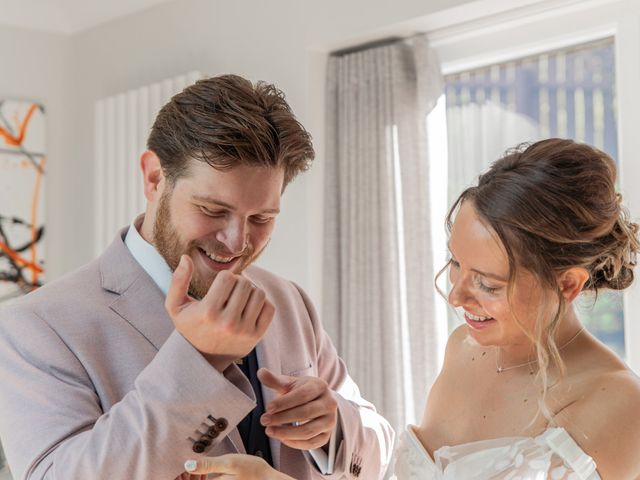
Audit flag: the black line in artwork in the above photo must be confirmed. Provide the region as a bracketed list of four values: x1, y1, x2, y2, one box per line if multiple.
[0, 147, 46, 157]
[0, 103, 45, 174]
[9, 227, 44, 254]
[0, 106, 16, 137]
[16, 147, 44, 175]
[0, 216, 44, 292]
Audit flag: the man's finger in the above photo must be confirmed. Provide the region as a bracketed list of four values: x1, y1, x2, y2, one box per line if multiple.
[255, 299, 275, 335]
[279, 431, 333, 450]
[165, 255, 193, 316]
[225, 278, 255, 318]
[241, 287, 266, 322]
[264, 380, 324, 415]
[265, 414, 334, 441]
[258, 368, 295, 395]
[202, 269, 238, 311]
[262, 398, 331, 426]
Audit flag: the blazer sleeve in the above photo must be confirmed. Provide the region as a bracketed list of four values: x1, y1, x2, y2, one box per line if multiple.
[0, 305, 256, 480]
[292, 284, 396, 480]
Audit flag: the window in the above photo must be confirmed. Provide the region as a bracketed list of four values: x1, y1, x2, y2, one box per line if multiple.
[438, 38, 625, 357]
[422, 0, 640, 373]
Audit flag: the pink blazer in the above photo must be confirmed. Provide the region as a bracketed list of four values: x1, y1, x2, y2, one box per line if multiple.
[0, 230, 394, 479]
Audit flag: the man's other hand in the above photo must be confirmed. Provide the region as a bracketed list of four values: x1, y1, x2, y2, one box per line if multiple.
[258, 368, 338, 450]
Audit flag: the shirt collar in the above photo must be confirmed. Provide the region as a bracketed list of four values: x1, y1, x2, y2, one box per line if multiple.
[124, 216, 173, 296]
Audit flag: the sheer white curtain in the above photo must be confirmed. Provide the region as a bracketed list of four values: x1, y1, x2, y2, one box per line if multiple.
[323, 35, 443, 433]
[446, 102, 539, 205]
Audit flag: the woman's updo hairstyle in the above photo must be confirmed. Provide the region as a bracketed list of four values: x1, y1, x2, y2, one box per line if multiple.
[448, 138, 639, 298]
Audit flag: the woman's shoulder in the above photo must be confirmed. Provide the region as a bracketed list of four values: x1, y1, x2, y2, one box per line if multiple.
[556, 361, 640, 479]
[433, 324, 463, 370]
[445, 324, 469, 353]
[442, 324, 485, 363]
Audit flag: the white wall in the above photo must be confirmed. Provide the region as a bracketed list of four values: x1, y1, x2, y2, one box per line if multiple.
[13, 0, 627, 312]
[0, 26, 71, 283]
[61, 0, 475, 304]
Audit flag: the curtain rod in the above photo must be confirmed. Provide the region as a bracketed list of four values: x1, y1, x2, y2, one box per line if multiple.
[329, 36, 406, 57]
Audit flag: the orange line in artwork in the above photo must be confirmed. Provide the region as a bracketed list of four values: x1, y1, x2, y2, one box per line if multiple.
[0, 239, 43, 274]
[0, 103, 38, 147]
[30, 155, 46, 285]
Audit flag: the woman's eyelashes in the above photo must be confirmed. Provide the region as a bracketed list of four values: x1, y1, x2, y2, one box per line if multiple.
[474, 277, 500, 294]
[449, 257, 500, 294]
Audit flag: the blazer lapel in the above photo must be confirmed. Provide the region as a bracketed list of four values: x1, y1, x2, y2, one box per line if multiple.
[99, 228, 174, 350]
[109, 279, 174, 351]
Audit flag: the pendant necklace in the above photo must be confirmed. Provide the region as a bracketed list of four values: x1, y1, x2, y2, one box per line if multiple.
[495, 327, 585, 374]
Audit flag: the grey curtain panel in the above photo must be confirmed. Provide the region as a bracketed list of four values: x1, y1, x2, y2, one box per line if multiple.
[323, 34, 444, 434]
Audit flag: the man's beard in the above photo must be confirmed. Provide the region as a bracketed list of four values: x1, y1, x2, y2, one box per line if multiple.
[153, 189, 264, 299]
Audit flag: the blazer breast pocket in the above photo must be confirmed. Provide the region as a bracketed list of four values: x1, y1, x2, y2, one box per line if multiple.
[284, 360, 313, 378]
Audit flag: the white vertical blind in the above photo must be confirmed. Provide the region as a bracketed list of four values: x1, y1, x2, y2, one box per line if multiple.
[94, 71, 202, 255]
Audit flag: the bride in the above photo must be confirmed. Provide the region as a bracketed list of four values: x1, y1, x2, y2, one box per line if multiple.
[183, 139, 640, 479]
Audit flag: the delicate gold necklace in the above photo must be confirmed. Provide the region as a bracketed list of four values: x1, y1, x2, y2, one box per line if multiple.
[495, 327, 585, 374]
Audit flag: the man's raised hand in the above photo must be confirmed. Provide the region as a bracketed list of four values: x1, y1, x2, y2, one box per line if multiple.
[165, 255, 275, 371]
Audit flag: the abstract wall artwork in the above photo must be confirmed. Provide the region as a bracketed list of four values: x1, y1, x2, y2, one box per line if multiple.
[0, 100, 45, 302]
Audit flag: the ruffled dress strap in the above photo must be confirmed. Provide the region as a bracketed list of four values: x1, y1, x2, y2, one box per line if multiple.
[537, 428, 600, 480]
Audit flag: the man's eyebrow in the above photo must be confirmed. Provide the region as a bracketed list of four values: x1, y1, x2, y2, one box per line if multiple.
[191, 195, 280, 214]
[447, 242, 508, 282]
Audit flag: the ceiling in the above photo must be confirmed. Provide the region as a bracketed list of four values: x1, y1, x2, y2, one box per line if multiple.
[0, 0, 176, 34]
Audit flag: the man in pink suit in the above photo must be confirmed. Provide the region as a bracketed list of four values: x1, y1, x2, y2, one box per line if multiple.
[0, 75, 394, 479]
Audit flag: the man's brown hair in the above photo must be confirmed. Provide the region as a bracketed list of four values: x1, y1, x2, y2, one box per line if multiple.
[147, 74, 314, 188]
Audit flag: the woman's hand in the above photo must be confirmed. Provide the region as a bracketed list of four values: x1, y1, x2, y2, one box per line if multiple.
[184, 454, 295, 480]
[176, 474, 208, 480]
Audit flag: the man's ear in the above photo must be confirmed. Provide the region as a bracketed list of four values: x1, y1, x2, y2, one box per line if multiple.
[558, 267, 590, 303]
[140, 150, 165, 201]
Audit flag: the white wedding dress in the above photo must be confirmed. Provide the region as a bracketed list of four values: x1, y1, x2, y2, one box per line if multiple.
[390, 426, 600, 479]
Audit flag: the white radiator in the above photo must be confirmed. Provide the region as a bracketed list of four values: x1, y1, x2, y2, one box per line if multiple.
[94, 71, 202, 255]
